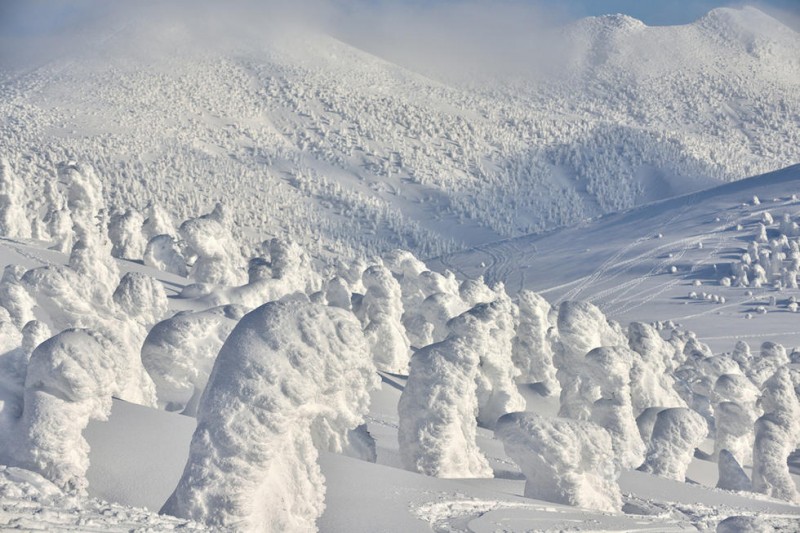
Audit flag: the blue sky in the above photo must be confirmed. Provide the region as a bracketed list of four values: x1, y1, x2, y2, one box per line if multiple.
[535, 0, 800, 26]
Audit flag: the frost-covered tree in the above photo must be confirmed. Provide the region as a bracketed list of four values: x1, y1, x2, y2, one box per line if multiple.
[112, 272, 169, 328]
[162, 300, 377, 530]
[143, 234, 188, 276]
[627, 322, 686, 414]
[751, 366, 800, 502]
[42, 178, 72, 253]
[143, 202, 176, 239]
[712, 373, 760, 465]
[8, 330, 116, 494]
[512, 290, 557, 393]
[0, 265, 37, 330]
[638, 407, 707, 481]
[59, 162, 119, 296]
[108, 208, 147, 260]
[179, 202, 245, 286]
[141, 305, 246, 415]
[554, 300, 626, 419]
[0, 158, 31, 239]
[747, 342, 789, 388]
[584, 346, 645, 469]
[398, 311, 492, 478]
[495, 412, 622, 512]
[324, 276, 352, 310]
[402, 291, 466, 348]
[466, 295, 525, 428]
[458, 276, 497, 307]
[360, 265, 411, 373]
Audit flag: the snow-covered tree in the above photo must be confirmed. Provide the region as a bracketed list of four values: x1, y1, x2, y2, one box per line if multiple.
[627, 322, 686, 414]
[495, 412, 622, 512]
[466, 295, 525, 428]
[10, 329, 116, 494]
[179, 202, 244, 286]
[162, 299, 377, 530]
[112, 272, 169, 327]
[0, 158, 31, 239]
[398, 312, 492, 478]
[360, 265, 411, 373]
[108, 208, 147, 260]
[554, 300, 626, 419]
[747, 342, 789, 388]
[143, 234, 188, 276]
[751, 366, 800, 502]
[512, 290, 557, 393]
[639, 407, 707, 481]
[141, 305, 246, 415]
[584, 346, 645, 469]
[712, 373, 760, 465]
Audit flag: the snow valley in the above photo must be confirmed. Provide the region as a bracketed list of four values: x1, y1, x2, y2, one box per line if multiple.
[1, 3, 800, 532]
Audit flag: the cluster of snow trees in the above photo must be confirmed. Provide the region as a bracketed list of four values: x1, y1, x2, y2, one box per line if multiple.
[724, 206, 800, 297]
[1, 161, 800, 532]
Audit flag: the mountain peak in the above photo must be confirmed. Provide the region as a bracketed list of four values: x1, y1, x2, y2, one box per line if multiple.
[695, 5, 795, 37]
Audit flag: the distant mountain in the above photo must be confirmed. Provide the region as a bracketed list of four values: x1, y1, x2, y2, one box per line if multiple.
[1, 6, 798, 261]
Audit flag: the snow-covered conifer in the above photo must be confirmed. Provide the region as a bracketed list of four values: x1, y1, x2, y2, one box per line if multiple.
[747, 342, 789, 388]
[360, 265, 411, 373]
[143, 202, 176, 239]
[751, 366, 800, 502]
[712, 373, 760, 464]
[398, 310, 492, 478]
[495, 412, 622, 512]
[112, 272, 169, 327]
[108, 208, 147, 260]
[512, 290, 557, 392]
[639, 407, 707, 481]
[162, 300, 376, 530]
[179, 203, 244, 286]
[0, 158, 31, 239]
[141, 305, 246, 415]
[627, 322, 687, 414]
[143, 234, 188, 276]
[0, 265, 37, 330]
[13, 330, 116, 494]
[463, 295, 525, 428]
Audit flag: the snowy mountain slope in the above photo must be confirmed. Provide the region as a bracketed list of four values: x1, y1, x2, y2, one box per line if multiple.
[433, 163, 800, 352]
[1, 6, 799, 262]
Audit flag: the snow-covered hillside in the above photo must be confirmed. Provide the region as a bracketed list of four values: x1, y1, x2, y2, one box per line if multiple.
[434, 164, 800, 352]
[1, 5, 799, 262]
